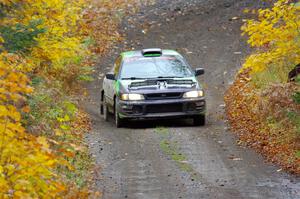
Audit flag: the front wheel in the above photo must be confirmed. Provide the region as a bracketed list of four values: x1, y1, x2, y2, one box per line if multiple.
[193, 115, 205, 126]
[115, 106, 125, 128]
[102, 97, 109, 122]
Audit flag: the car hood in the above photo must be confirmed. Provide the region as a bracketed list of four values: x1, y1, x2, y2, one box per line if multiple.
[118, 77, 200, 93]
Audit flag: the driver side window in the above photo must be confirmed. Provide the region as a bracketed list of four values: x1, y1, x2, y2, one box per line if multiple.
[113, 56, 122, 77]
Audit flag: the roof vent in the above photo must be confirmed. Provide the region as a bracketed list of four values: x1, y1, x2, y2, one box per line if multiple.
[141, 48, 162, 57]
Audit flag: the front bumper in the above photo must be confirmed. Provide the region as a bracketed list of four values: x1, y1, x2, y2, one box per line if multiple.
[117, 97, 206, 120]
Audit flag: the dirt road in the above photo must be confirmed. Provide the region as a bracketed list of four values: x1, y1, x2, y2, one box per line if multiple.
[85, 0, 300, 198]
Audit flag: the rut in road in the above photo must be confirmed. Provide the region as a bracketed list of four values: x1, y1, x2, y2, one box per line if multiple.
[85, 0, 300, 198]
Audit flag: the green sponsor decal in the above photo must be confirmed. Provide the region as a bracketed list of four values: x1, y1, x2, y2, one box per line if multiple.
[119, 113, 126, 118]
[115, 80, 120, 95]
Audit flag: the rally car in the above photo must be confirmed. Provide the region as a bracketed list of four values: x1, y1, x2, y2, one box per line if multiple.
[100, 48, 206, 127]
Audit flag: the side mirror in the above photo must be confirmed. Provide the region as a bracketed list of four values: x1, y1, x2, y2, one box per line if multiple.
[106, 72, 115, 80]
[195, 68, 205, 76]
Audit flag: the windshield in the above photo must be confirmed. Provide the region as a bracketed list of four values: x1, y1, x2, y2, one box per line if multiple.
[120, 56, 193, 79]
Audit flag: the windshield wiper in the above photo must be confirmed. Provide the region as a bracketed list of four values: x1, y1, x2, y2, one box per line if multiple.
[154, 76, 185, 79]
[121, 77, 147, 80]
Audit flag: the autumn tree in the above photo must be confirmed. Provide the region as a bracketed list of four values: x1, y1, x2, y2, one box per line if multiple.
[242, 0, 300, 76]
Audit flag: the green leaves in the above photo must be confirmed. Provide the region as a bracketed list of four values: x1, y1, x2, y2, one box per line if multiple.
[0, 20, 45, 53]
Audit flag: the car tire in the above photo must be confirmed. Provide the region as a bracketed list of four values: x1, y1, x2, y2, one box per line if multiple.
[103, 97, 109, 122]
[193, 115, 205, 126]
[114, 104, 124, 128]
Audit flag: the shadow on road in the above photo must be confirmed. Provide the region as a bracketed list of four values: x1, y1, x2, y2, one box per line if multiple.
[108, 117, 202, 129]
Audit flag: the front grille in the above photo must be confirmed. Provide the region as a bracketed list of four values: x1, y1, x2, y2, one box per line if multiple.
[145, 92, 182, 100]
[146, 103, 182, 113]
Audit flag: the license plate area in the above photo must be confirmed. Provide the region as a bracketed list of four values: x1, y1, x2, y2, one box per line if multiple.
[146, 103, 182, 113]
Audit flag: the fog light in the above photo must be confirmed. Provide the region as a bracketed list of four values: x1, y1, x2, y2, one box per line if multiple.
[195, 101, 205, 106]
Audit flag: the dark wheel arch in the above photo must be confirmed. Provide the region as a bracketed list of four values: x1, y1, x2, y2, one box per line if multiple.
[100, 90, 104, 114]
[101, 90, 104, 101]
[113, 95, 117, 114]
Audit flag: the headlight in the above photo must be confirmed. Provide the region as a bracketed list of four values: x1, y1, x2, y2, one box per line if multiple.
[120, 93, 144, 101]
[183, 90, 204, 98]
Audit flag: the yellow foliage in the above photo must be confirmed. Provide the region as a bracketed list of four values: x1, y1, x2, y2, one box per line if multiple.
[0, 0, 140, 196]
[0, 0, 87, 71]
[0, 54, 65, 197]
[0, 0, 90, 197]
[241, 0, 300, 73]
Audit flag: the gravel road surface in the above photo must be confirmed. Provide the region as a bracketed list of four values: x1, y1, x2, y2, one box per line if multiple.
[85, 0, 300, 198]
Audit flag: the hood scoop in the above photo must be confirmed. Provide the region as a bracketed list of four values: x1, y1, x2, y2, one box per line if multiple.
[129, 79, 196, 90]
